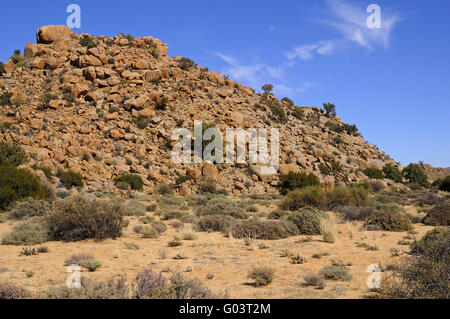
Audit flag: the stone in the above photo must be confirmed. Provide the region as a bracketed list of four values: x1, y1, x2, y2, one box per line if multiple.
[202, 162, 219, 181]
[36, 25, 73, 44]
[31, 57, 46, 69]
[72, 83, 89, 98]
[4, 60, 16, 73]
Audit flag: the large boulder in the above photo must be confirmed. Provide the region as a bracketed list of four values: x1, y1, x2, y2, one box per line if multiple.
[36, 25, 73, 44]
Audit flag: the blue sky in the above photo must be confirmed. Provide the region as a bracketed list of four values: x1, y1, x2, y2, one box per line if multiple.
[0, 0, 449, 167]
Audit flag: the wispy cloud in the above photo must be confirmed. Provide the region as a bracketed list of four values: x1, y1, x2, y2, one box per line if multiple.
[286, 0, 400, 63]
[212, 52, 265, 87]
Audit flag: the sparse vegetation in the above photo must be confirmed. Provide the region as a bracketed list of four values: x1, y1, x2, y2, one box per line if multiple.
[114, 174, 144, 191]
[248, 267, 275, 287]
[278, 172, 320, 195]
[364, 168, 384, 180]
[287, 207, 327, 235]
[59, 170, 84, 189]
[1, 217, 49, 245]
[320, 261, 352, 281]
[79, 36, 97, 49]
[364, 210, 412, 232]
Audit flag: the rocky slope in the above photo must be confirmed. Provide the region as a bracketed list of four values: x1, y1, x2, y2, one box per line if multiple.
[0, 25, 395, 195]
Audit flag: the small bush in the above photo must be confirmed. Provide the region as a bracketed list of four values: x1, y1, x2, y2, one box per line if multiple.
[0, 283, 32, 299]
[78, 259, 102, 272]
[64, 253, 94, 266]
[320, 217, 336, 243]
[364, 168, 384, 180]
[59, 170, 84, 189]
[384, 228, 449, 299]
[156, 183, 173, 195]
[229, 219, 297, 240]
[364, 210, 412, 232]
[248, 267, 275, 287]
[195, 201, 247, 219]
[0, 92, 13, 106]
[318, 163, 331, 176]
[47, 195, 126, 242]
[152, 221, 167, 233]
[267, 211, 289, 220]
[303, 274, 326, 289]
[320, 262, 352, 281]
[325, 185, 369, 209]
[175, 174, 196, 185]
[383, 164, 403, 183]
[403, 164, 430, 187]
[178, 57, 195, 71]
[280, 186, 325, 211]
[423, 201, 449, 226]
[287, 207, 327, 235]
[31, 164, 54, 180]
[0, 142, 28, 167]
[196, 215, 235, 232]
[114, 174, 144, 191]
[278, 172, 320, 195]
[141, 227, 159, 239]
[337, 205, 375, 221]
[439, 176, 450, 192]
[8, 198, 51, 220]
[198, 178, 217, 194]
[79, 36, 97, 49]
[292, 107, 304, 120]
[0, 62, 4, 75]
[323, 103, 336, 117]
[1, 217, 49, 245]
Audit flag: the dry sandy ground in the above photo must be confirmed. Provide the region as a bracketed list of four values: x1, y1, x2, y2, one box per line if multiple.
[0, 204, 434, 299]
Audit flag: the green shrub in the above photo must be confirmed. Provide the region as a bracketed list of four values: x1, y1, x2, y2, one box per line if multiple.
[0, 92, 13, 106]
[47, 195, 126, 242]
[337, 205, 375, 221]
[323, 103, 336, 117]
[140, 226, 159, 239]
[278, 172, 320, 195]
[384, 228, 449, 299]
[120, 33, 135, 42]
[287, 207, 327, 235]
[79, 36, 97, 49]
[364, 168, 384, 179]
[280, 186, 325, 211]
[403, 164, 430, 187]
[196, 215, 235, 232]
[281, 97, 294, 106]
[320, 262, 352, 281]
[0, 62, 4, 75]
[175, 174, 196, 185]
[331, 160, 342, 173]
[0, 164, 46, 210]
[267, 210, 289, 220]
[59, 170, 84, 189]
[195, 201, 247, 219]
[10, 50, 25, 67]
[364, 210, 412, 232]
[318, 163, 331, 176]
[325, 185, 369, 209]
[151, 221, 167, 234]
[292, 108, 304, 120]
[422, 201, 449, 226]
[114, 174, 144, 191]
[78, 258, 102, 272]
[248, 267, 275, 287]
[383, 164, 402, 183]
[0, 142, 28, 167]
[229, 219, 297, 240]
[156, 183, 173, 195]
[198, 178, 217, 194]
[439, 176, 450, 192]
[1, 217, 49, 245]
[178, 57, 195, 70]
[8, 198, 51, 220]
[342, 123, 359, 136]
[332, 136, 344, 145]
[31, 164, 54, 180]
[64, 254, 94, 266]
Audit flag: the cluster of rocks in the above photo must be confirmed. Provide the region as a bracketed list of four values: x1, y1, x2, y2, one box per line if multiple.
[0, 25, 395, 195]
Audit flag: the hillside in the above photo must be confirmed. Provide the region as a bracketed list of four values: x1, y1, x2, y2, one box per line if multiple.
[0, 25, 395, 195]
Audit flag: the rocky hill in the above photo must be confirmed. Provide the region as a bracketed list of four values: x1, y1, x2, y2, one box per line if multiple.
[0, 25, 395, 195]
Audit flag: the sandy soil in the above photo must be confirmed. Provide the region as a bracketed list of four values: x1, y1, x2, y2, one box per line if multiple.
[0, 203, 434, 299]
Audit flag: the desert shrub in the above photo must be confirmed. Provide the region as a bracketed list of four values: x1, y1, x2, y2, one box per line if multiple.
[267, 210, 289, 220]
[320, 217, 336, 243]
[1, 217, 49, 245]
[439, 176, 450, 192]
[332, 136, 344, 145]
[133, 270, 171, 299]
[7, 198, 51, 220]
[287, 207, 327, 235]
[323, 103, 336, 117]
[0, 92, 13, 106]
[331, 160, 342, 173]
[152, 221, 167, 233]
[422, 201, 450, 226]
[175, 174, 196, 185]
[292, 107, 304, 119]
[325, 185, 369, 209]
[196, 215, 235, 232]
[383, 164, 403, 183]
[248, 267, 275, 287]
[318, 163, 331, 176]
[320, 262, 352, 281]
[195, 201, 247, 219]
[79, 36, 97, 49]
[342, 123, 359, 136]
[179, 225, 198, 240]
[403, 164, 430, 187]
[229, 219, 297, 240]
[140, 227, 159, 239]
[120, 33, 135, 42]
[156, 183, 173, 195]
[337, 205, 375, 221]
[31, 164, 54, 180]
[0, 62, 4, 75]
[0, 282, 33, 299]
[364, 168, 384, 180]
[78, 259, 102, 272]
[278, 172, 320, 195]
[59, 170, 84, 189]
[178, 57, 195, 71]
[303, 274, 326, 289]
[280, 186, 325, 211]
[47, 195, 125, 242]
[114, 174, 144, 191]
[0, 142, 28, 167]
[198, 178, 217, 194]
[364, 210, 412, 232]
[281, 97, 294, 106]
[43, 277, 128, 299]
[64, 253, 94, 266]
[363, 179, 386, 193]
[0, 165, 46, 210]
[384, 228, 449, 299]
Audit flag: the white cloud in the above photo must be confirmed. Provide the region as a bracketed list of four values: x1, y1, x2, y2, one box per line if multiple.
[212, 52, 265, 87]
[286, 0, 400, 63]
